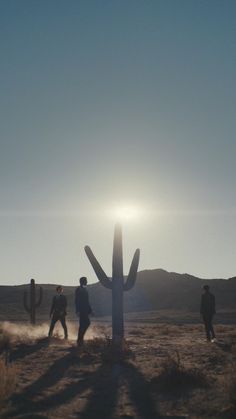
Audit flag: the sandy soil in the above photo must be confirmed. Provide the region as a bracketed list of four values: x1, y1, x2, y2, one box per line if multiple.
[0, 319, 236, 419]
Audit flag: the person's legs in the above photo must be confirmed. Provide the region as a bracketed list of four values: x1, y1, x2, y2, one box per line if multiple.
[208, 316, 215, 339]
[48, 315, 57, 337]
[60, 316, 68, 339]
[203, 315, 211, 341]
[77, 315, 90, 344]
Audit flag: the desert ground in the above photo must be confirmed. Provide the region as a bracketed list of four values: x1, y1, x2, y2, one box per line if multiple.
[0, 314, 236, 419]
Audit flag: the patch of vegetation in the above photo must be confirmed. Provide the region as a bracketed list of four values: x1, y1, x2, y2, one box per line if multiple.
[157, 326, 171, 335]
[0, 359, 16, 404]
[0, 328, 11, 355]
[150, 351, 208, 394]
[85, 337, 135, 363]
[227, 366, 236, 408]
[157, 325, 182, 336]
[129, 328, 145, 336]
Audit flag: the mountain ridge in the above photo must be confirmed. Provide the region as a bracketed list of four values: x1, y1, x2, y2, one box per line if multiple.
[0, 269, 235, 322]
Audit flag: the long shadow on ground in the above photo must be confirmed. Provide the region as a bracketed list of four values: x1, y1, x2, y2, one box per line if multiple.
[10, 337, 49, 362]
[80, 361, 160, 419]
[6, 345, 187, 419]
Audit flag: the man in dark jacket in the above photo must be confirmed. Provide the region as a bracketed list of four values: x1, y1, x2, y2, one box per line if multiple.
[75, 277, 92, 345]
[200, 285, 216, 342]
[48, 285, 68, 339]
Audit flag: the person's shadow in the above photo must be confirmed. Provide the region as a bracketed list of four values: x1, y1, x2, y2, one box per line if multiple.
[6, 346, 187, 419]
[9, 337, 49, 362]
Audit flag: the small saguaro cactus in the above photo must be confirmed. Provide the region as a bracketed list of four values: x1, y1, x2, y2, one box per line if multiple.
[23, 278, 43, 324]
[85, 223, 140, 344]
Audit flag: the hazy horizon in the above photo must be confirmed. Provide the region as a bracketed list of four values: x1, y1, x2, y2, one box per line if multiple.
[1, 1, 236, 285]
[1, 265, 235, 288]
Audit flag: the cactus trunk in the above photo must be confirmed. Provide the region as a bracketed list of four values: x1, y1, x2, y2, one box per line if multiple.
[23, 278, 43, 325]
[112, 280, 124, 343]
[85, 224, 140, 345]
[30, 279, 36, 324]
[112, 224, 124, 343]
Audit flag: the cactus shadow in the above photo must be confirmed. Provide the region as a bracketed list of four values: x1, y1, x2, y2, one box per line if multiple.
[79, 360, 187, 419]
[6, 351, 160, 418]
[6, 350, 184, 419]
[79, 360, 161, 419]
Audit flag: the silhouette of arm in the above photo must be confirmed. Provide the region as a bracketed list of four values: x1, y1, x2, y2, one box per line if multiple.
[64, 296, 67, 313]
[200, 295, 204, 315]
[87, 292, 92, 314]
[75, 288, 80, 313]
[50, 296, 55, 317]
[212, 294, 216, 314]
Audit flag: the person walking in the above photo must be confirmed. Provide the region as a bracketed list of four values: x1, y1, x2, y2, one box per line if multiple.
[48, 285, 68, 339]
[75, 277, 92, 346]
[200, 285, 216, 342]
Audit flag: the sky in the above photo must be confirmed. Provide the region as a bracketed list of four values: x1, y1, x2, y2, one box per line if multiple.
[0, 0, 236, 285]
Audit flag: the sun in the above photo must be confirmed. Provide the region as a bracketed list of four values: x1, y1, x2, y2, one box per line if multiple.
[110, 204, 143, 222]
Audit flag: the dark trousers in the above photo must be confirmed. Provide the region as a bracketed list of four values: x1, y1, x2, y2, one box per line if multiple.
[203, 314, 215, 340]
[77, 314, 90, 343]
[49, 313, 68, 338]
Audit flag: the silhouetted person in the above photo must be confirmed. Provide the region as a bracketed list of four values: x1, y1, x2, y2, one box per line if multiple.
[75, 277, 92, 345]
[200, 285, 216, 342]
[48, 285, 68, 339]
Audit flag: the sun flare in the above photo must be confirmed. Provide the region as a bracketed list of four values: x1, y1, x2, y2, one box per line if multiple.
[109, 204, 143, 222]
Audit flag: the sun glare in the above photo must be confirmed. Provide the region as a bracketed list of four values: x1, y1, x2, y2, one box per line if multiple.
[110, 204, 143, 222]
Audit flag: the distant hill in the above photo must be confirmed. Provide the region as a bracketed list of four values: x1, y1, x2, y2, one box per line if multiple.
[0, 269, 235, 322]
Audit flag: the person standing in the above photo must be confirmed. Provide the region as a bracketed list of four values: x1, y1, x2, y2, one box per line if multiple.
[75, 277, 92, 345]
[200, 285, 216, 342]
[48, 285, 68, 339]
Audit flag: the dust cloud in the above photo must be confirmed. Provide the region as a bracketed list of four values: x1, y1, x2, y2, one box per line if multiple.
[1, 321, 103, 343]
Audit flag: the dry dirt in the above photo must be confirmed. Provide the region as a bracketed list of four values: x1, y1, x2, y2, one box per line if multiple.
[0, 319, 236, 419]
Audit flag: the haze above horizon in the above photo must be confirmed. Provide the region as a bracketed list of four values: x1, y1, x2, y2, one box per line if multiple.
[0, 1, 235, 285]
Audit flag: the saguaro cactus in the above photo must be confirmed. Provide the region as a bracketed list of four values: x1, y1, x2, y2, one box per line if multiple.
[23, 278, 43, 324]
[85, 224, 140, 344]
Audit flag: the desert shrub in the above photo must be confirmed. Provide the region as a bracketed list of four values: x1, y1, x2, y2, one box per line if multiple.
[157, 326, 171, 336]
[228, 332, 236, 342]
[215, 325, 228, 333]
[157, 325, 183, 336]
[0, 330, 11, 354]
[185, 324, 202, 333]
[0, 359, 16, 403]
[129, 329, 145, 336]
[85, 337, 134, 363]
[226, 366, 236, 407]
[150, 351, 207, 394]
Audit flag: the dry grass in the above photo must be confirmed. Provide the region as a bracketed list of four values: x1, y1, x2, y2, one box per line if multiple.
[0, 327, 17, 403]
[129, 328, 145, 336]
[1, 318, 236, 418]
[157, 324, 183, 336]
[84, 337, 135, 363]
[226, 366, 236, 408]
[0, 359, 16, 403]
[157, 325, 172, 335]
[150, 351, 207, 394]
[0, 329, 11, 367]
[0, 329, 11, 354]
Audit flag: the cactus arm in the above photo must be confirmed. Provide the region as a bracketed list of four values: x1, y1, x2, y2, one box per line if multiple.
[23, 291, 30, 312]
[123, 248, 140, 291]
[36, 287, 43, 308]
[84, 246, 112, 289]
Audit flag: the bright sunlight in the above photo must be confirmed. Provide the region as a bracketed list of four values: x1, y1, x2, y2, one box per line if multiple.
[109, 204, 144, 222]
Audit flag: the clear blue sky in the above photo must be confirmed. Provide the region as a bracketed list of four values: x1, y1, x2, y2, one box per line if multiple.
[0, 0, 235, 285]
